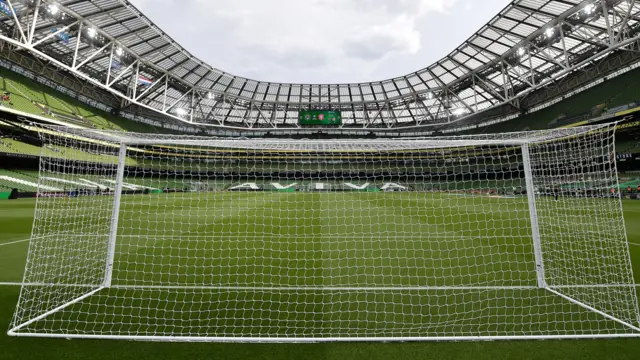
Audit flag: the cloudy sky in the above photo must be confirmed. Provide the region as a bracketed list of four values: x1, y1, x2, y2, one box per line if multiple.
[129, 0, 511, 84]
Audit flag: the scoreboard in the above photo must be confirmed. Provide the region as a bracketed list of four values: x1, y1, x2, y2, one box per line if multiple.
[299, 110, 342, 126]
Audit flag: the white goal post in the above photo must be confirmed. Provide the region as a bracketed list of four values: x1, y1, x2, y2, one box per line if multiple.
[8, 123, 640, 341]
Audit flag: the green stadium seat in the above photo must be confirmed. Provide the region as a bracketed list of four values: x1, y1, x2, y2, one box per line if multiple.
[0, 67, 168, 133]
[472, 66, 640, 134]
[0, 169, 40, 191]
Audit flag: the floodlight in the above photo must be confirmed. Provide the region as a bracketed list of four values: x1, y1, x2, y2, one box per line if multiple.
[453, 108, 467, 116]
[115, 47, 124, 57]
[584, 3, 596, 15]
[48, 4, 59, 15]
[87, 27, 97, 38]
[176, 108, 188, 116]
[545, 27, 554, 38]
[517, 47, 526, 56]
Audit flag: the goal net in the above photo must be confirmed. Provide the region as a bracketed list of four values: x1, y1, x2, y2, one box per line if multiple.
[8, 123, 640, 341]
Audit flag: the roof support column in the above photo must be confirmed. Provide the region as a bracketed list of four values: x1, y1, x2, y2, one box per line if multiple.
[6, 0, 27, 44]
[106, 43, 115, 85]
[71, 23, 83, 69]
[162, 76, 169, 112]
[527, 47, 535, 86]
[132, 62, 140, 99]
[559, 25, 570, 69]
[602, 0, 615, 47]
[28, 0, 41, 45]
[190, 92, 195, 123]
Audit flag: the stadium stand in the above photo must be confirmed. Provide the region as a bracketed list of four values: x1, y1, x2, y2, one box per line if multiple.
[0, 67, 170, 133]
[0, 53, 640, 194]
[0, 169, 40, 192]
[473, 66, 640, 134]
[618, 140, 640, 154]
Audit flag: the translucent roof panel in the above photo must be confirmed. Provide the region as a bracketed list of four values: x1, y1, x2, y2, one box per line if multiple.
[1, 0, 636, 129]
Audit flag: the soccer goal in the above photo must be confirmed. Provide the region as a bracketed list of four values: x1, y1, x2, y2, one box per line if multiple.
[8, 123, 640, 341]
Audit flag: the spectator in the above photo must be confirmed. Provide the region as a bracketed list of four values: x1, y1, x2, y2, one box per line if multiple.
[1, 92, 13, 106]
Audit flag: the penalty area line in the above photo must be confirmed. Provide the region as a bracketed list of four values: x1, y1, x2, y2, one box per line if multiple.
[628, 241, 640, 247]
[0, 238, 30, 247]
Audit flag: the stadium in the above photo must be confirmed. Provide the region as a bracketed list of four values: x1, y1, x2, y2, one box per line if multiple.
[1, 0, 640, 357]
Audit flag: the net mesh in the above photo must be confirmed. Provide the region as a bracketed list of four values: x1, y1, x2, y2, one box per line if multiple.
[9, 123, 640, 340]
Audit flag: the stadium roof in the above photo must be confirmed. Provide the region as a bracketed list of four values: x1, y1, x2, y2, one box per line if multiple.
[1, 0, 640, 130]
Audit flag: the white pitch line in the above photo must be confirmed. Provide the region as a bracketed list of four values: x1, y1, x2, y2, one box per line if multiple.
[0, 282, 94, 287]
[2, 282, 640, 288]
[0, 238, 30, 247]
[628, 241, 640, 247]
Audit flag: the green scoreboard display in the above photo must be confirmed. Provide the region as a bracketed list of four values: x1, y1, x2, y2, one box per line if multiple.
[299, 110, 342, 126]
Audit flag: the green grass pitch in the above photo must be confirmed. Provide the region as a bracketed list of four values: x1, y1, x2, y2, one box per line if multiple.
[1, 195, 640, 359]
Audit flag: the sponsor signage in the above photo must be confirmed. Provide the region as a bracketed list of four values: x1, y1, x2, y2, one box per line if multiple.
[51, 27, 71, 44]
[0, 0, 15, 17]
[228, 183, 408, 192]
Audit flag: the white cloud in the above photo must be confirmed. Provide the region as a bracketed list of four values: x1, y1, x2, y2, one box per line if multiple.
[129, 0, 510, 83]
[343, 14, 422, 61]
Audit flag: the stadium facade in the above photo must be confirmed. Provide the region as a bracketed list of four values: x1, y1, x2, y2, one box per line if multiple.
[0, 0, 639, 134]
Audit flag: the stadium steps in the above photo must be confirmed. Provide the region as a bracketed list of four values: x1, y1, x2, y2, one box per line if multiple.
[0, 138, 41, 157]
[0, 170, 46, 191]
[31, 102, 97, 129]
[12, 170, 39, 182]
[0, 77, 49, 116]
[0, 136, 141, 167]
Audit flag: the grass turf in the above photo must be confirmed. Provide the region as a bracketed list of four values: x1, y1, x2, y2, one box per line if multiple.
[1, 196, 640, 358]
